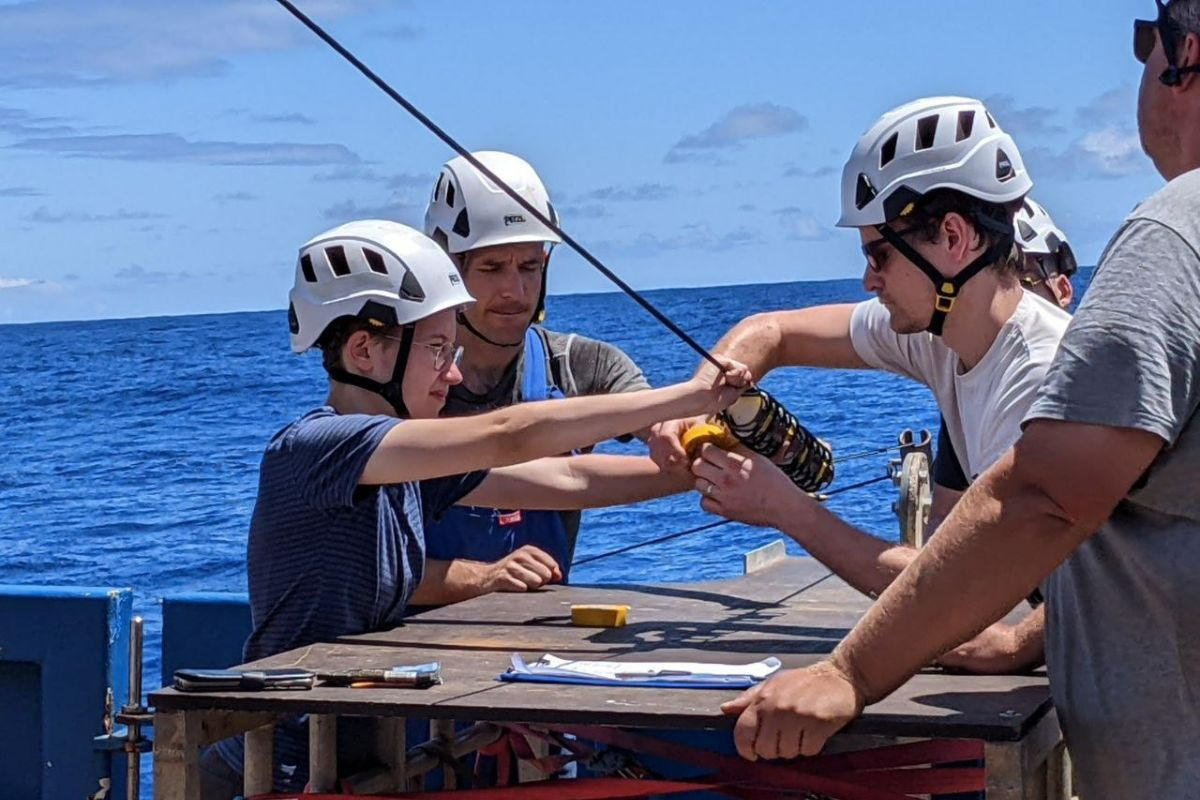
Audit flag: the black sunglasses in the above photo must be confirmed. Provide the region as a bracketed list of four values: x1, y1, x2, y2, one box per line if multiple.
[1135, 0, 1200, 86]
[861, 227, 920, 273]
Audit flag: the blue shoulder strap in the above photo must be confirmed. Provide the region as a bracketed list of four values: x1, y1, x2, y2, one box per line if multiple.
[521, 326, 553, 401]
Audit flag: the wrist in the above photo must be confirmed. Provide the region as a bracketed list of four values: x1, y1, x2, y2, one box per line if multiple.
[815, 656, 868, 714]
[775, 485, 821, 536]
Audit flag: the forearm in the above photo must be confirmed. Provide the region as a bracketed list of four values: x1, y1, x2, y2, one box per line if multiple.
[706, 305, 864, 380]
[1009, 605, 1046, 668]
[468, 455, 689, 510]
[408, 559, 492, 606]
[707, 313, 787, 381]
[775, 489, 916, 598]
[830, 452, 1083, 703]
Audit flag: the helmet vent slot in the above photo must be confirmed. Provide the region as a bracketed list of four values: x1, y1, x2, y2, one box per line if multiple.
[445, 181, 456, 208]
[855, 173, 877, 211]
[434, 173, 444, 202]
[452, 208, 471, 237]
[325, 246, 351, 277]
[363, 248, 388, 275]
[880, 132, 899, 168]
[915, 115, 938, 151]
[956, 110, 975, 142]
[300, 254, 317, 283]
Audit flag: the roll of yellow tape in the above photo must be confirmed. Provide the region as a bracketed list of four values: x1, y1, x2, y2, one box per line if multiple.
[680, 421, 739, 458]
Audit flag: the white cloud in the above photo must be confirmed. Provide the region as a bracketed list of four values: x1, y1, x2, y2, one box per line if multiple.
[666, 103, 807, 163]
[773, 207, 827, 241]
[983, 94, 1064, 137]
[1073, 128, 1147, 178]
[12, 133, 362, 167]
[0, 277, 40, 290]
[25, 206, 167, 224]
[1021, 86, 1152, 181]
[0, 0, 383, 87]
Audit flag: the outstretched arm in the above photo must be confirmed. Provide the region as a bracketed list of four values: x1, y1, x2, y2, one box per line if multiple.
[360, 361, 749, 485]
[720, 419, 1162, 761]
[649, 305, 865, 469]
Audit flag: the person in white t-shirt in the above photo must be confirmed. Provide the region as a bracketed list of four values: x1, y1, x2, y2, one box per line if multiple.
[649, 96, 1071, 673]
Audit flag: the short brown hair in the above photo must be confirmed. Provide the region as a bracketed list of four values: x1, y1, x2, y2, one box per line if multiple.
[316, 317, 382, 372]
[900, 189, 1021, 275]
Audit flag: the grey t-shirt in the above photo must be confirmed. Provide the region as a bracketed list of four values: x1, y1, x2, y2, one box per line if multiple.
[1025, 167, 1200, 799]
[443, 327, 650, 562]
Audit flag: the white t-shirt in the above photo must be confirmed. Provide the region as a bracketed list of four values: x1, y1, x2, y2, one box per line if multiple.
[849, 292, 1070, 482]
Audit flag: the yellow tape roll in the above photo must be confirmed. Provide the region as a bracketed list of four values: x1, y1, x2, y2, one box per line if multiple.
[680, 421, 739, 458]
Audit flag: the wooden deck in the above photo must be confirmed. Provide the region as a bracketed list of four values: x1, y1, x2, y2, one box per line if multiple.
[151, 555, 1067, 798]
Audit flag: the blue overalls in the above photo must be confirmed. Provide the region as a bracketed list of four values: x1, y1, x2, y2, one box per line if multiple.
[424, 326, 574, 580]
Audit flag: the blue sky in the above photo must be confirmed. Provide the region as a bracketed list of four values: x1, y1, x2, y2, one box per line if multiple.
[0, 0, 1164, 323]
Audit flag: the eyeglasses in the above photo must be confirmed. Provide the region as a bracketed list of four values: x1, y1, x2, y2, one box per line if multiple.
[381, 335, 463, 372]
[861, 227, 921, 273]
[1135, 0, 1200, 85]
[1018, 248, 1076, 288]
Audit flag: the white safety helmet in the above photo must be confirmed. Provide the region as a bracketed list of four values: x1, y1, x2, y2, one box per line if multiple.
[288, 219, 474, 354]
[837, 96, 1033, 228]
[424, 151, 562, 255]
[1014, 198, 1077, 280]
[1014, 198, 1071, 259]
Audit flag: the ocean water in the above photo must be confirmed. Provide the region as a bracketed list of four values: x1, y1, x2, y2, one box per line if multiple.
[3, 278, 953, 701]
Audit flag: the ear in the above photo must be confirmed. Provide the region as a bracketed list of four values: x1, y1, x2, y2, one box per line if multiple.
[940, 212, 976, 260]
[1181, 32, 1200, 90]
[1051, 274, 1074, 308]
[342, 329, 377, 372]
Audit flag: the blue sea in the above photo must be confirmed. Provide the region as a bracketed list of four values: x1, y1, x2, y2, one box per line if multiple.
[0, 278, 952, 694]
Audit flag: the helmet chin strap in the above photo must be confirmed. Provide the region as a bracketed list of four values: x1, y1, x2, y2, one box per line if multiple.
[328, 324, 415, 416]
[876, 222, 1014, 337]
[457, 310, 523, 348]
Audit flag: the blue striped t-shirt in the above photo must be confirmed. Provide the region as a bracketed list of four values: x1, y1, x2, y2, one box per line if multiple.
[218, 407, 486, 787]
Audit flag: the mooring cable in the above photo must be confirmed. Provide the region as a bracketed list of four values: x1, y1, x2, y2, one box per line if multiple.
[274, 0, 725, 372]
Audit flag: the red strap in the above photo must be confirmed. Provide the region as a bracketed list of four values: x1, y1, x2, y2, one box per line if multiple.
[550, 725, 913, 800]
[248, 776, 741, 800]
[808, 738, 985, 773]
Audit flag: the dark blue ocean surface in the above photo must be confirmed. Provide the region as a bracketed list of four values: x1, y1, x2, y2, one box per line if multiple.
[6, 273, 1093, 700]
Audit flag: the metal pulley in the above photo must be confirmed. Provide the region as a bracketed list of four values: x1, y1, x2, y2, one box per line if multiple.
[890, 429, 933, 548]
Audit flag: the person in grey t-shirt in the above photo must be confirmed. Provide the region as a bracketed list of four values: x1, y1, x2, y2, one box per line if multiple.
[717, 3, 1200, 797]
[414, 150, 650, 608]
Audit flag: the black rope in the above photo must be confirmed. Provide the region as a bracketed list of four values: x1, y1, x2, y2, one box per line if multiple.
[821, 473, 891, 497]
[571, 520, 733, 568]
[572, 467, 890, 568]
[833, 443, 898, 465]
[273, 0, 724, 372]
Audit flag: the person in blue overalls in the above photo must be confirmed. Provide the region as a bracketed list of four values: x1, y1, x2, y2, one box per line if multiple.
[413, 151, 652, 607]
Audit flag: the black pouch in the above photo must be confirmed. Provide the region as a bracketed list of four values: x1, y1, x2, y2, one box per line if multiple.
[173, 668, 315, 692]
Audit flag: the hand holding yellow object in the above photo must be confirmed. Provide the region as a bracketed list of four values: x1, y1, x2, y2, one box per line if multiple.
[680, 420, 739, 459]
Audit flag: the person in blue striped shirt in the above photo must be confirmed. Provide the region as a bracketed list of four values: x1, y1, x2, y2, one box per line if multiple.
[201, 219, 749, 797]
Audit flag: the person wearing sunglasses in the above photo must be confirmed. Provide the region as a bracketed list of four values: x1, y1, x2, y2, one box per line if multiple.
[199, 219, 750, 797]
[716, 4, 1200, 796]
[416, 151, 652, 608]
[650, 97, 1068, 678]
